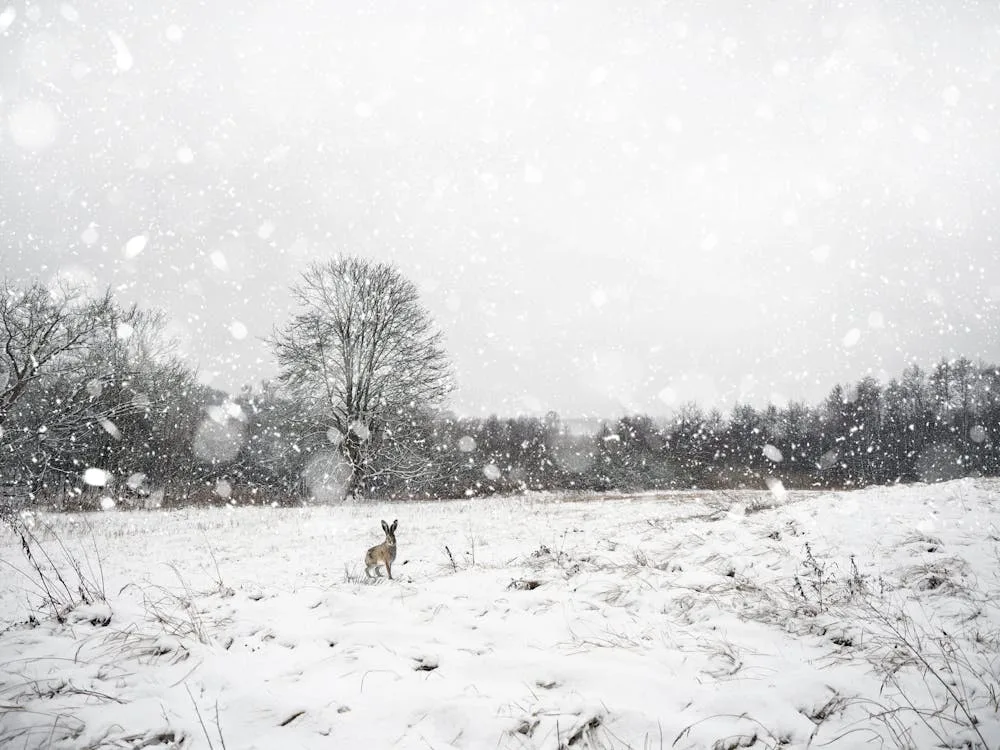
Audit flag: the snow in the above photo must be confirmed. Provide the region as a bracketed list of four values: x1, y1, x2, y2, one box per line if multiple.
[97, 416, 121, 439]
[80, 225, 99, 245]
[349, 420, 371, 441]
[0, 6, 16, 33]
[228, 321, 248, 340]
[2, 479, 998, 749]
[82, 467, 111, 487]
[841, 328, 861, 348]
[301, 452, 351, 502]
[657, 386, 678, 406]
[762, 444, 783, 463]
[192, 419, 245, 463]
[523, 164, 544, 185]
[165, 25, 183, 43]
[58, 5, 80, 24]
[6, 100, 59, 150]
[209, 251, 228, 272]
[123, 235, 148, 259]
[107, 31, 133, 72]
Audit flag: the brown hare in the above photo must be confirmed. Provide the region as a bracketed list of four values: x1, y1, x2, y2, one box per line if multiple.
[364, 519, 398, 579]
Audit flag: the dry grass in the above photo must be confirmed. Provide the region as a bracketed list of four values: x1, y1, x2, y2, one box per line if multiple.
[0, 514, 108, 626]
[2, 487, 998, 750]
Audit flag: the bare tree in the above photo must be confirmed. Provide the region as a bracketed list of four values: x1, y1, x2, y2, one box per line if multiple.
[1, 279, 115, 509]
[1, 279, 115, 428]
[41, 304, 197, 492]
[271, 257, 452, 498]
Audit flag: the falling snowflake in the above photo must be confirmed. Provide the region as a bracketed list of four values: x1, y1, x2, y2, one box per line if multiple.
[124, 235, 148, 259]
[229, 321, 248, 340]
[108, 31, 133, 71]
[7, 101, 59, 150]
[210, 251, 228, 271]
[763, 444, 783, 463]
[83, 468, 111, 487]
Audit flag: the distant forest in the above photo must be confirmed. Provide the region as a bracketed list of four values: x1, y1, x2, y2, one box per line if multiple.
[7, 351, 999, 508]
[420, 357, 1000, 497]
[3, 279, 998, 509]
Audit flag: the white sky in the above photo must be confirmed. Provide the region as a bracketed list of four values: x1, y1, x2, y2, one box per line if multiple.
[2, 1, 999, 417]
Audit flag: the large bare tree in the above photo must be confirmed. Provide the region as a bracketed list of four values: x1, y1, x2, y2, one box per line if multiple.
[271, 257, 452, 498]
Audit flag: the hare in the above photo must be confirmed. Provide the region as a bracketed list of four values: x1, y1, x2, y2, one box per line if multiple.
[364, 519, 398, 579]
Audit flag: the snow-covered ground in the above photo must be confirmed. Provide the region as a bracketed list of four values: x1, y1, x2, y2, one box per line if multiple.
[2, 479, 999, 749]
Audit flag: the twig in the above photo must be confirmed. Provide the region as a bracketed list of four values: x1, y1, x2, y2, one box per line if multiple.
[862, 600, 991, 749]
[215, 700, 227, 750]
[185, 683, 215, 750]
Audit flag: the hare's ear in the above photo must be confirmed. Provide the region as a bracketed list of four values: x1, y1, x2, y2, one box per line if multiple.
[390, 519, 398, 533]
[381, 520, 389, 534]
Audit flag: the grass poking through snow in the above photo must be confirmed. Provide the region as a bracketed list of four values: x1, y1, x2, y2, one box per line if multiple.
[0, 481, 998, 749]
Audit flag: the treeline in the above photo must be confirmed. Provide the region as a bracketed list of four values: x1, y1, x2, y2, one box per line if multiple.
[433, 357, 1000, 495]
[3, 279, 999, 509]
[127, 358, 1000, 501]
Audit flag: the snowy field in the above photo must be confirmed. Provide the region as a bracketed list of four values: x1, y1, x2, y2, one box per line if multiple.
[2, 479, 999, 750]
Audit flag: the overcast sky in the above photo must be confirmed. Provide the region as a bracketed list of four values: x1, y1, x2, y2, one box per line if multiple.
[2, 1, 999, 417]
